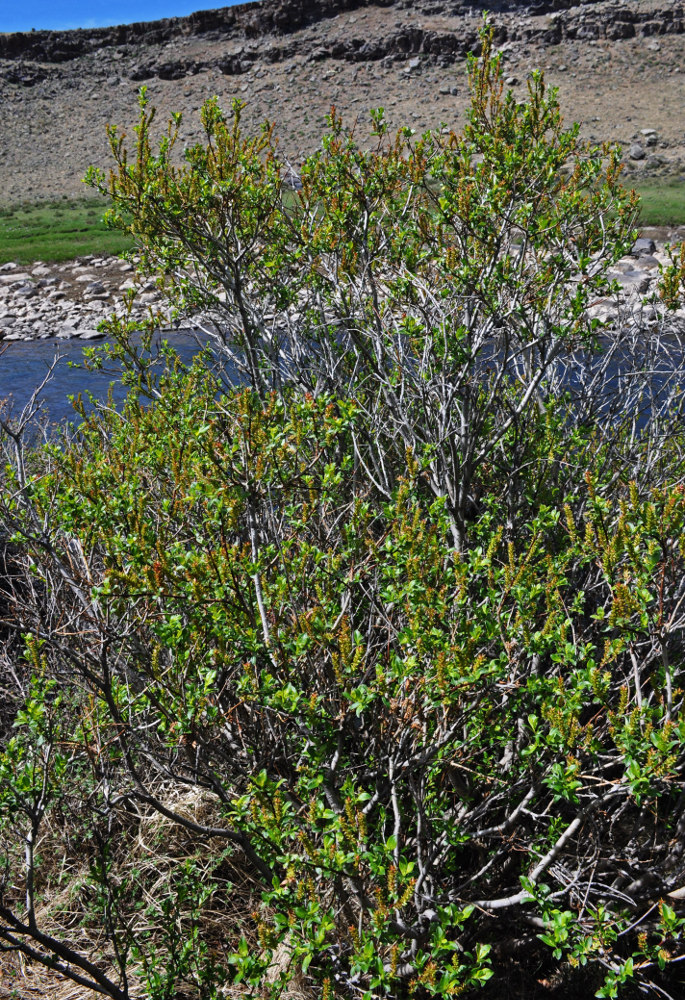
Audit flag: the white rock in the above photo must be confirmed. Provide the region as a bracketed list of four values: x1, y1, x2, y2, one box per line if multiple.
[0, 273, 32, 284]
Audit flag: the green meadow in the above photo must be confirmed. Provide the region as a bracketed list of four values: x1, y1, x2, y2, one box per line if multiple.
[0, 175, 683, 267]
[0, 196, 133, 265]
[634, 174, 685, 228]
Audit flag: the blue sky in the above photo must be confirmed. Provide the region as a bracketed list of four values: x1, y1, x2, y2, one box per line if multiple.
[0, 2, 247, 33]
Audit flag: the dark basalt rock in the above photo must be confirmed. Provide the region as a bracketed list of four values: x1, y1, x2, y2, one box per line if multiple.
[1, 62, 47, 85]
[0, 0, 682, 84]
[0, 0, 679, 68]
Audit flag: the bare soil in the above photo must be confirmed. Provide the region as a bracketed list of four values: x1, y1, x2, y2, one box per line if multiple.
[0, 0, 684, 206]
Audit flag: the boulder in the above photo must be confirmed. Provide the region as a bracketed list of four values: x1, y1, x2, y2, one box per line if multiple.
[0, 272, 31, 285]
[632, 237, 656, 257]
[613, 271, 651, 294]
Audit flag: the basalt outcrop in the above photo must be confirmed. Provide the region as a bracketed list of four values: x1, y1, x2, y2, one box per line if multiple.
[1, 1, 683, 79]
[0, 1, 684, 205]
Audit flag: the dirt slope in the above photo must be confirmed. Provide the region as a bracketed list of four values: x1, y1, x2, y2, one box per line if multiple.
[0, 0, 683, 204]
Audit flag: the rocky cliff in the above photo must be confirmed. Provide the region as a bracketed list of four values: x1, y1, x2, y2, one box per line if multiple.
[0, 0, 683, 204]
[1, 0, 683, 77]
[0, 3, 598, 65]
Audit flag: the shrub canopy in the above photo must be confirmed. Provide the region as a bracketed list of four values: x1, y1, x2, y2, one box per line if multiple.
[1, 25, 685, 1000]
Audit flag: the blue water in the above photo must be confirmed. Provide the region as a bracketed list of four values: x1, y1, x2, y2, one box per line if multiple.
[3, 328, 682, 442]
[0, 331, 224, 431]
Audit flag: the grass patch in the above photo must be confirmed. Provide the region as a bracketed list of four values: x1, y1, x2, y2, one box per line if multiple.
[0, 197, 133, 265]
[634, 175, 685, 227]
[1, 176, 683, 268]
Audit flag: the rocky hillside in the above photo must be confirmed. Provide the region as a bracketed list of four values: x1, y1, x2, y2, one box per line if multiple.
[0, 0, 684, 204]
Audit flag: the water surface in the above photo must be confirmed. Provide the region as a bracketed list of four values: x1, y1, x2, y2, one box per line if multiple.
[0, 331, 222, 431]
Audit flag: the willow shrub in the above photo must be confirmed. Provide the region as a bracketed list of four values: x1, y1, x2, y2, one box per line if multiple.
[2, 374, 685, 1000]
[2, 22, 685, 1000]
[85, 28, 685, 551]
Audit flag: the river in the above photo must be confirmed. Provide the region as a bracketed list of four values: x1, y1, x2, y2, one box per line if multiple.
[0, 331, 225, 432]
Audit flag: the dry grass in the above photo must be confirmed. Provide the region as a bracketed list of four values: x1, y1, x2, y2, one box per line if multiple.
[0, 786, 269, 1000]
[0, 951, 91, 1000]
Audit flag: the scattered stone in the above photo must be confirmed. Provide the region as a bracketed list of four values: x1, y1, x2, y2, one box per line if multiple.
[0, 272, 32, 285]
[629, 143, 646, 161]
[613, 271, 651, 294]
[0, 255, 178, 340]
[587, 298, 615, 323]
[632, 237, 656, 256]
[640, 304, 660, 323]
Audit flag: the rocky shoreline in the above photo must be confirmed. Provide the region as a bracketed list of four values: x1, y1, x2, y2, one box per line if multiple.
[1, 227, 684, 343]
[0, 254, 172, 342]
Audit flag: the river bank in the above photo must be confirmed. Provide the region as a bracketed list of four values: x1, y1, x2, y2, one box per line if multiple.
[0, 252, 172, 341]
[1, 228, 685, 344]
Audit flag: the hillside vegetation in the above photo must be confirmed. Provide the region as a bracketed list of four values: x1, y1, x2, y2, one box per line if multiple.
[2, 28, 685, 1000]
